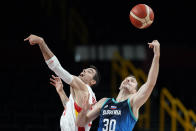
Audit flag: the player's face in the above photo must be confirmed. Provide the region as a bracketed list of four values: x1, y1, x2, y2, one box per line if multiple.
[79, 68, 96, 86]
[119, 76, 137, 92]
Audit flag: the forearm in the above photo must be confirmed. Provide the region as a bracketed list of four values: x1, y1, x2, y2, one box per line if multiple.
[134, 55, 159, 108]
[57, 90, 69, 108]
[46, 56, 73, 85]
[38, 39, 54, 61]
[146, 54, 160, 86]
[76, 110, 88, 127]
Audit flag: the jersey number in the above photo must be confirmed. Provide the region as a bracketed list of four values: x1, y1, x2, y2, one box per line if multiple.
[102, 119, 116, 131]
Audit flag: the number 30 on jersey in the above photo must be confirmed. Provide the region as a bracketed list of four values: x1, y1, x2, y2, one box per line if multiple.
[102, 119, 116, 131]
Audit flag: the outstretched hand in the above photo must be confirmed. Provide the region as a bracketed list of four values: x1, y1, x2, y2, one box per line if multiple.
[148, 40, 160, 56]
[50, 75, 63, 93]
[24, 34, 44, 45]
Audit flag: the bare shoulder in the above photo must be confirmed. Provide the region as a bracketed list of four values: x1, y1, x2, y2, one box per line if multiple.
[97, 98, 108, 104]
[72, 75, 80, 80]
[99, 98, 108, 103]
[72, 75, 76, 77]
[71, 76, 87, 91]
[96, 98, 108, 109]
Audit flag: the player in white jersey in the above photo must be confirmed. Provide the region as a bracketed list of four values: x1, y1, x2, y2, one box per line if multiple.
[25, 34, 99, 131]
[50, 75, 96, 131]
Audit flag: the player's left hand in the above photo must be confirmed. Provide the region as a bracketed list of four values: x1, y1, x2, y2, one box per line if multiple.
[50, 75, 64, 93]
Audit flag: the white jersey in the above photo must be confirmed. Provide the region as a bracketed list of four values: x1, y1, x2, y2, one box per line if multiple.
[60, 85, 96, 131]
[45, 56, 96, 130]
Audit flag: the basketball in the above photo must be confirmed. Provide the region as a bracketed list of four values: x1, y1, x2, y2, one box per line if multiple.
[129, 4, 154, 29]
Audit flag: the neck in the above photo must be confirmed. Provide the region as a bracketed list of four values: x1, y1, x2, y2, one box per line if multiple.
[79, 77, 88, 85]
[116, 88, 132, 102]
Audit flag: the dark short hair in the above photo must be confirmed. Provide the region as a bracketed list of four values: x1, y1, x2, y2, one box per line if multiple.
[90, 65, 100, 88]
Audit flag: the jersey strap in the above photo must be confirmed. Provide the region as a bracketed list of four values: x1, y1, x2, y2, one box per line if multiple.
[127, 98, 138, 121]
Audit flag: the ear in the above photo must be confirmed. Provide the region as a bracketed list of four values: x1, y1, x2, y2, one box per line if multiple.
[90, 79, 96, 86]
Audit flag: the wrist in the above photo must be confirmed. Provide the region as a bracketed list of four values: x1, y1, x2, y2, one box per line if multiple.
[38, 37, 44, 45]
[57, 89, 64, 94]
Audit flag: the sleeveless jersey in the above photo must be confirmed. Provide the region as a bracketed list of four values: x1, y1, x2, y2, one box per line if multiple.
[60, 85, 96, 131]
[98, 98, 137, 131]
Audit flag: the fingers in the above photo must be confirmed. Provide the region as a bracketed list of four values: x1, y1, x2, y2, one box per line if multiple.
[52, 75, 60, 80]
[50, 81, 55, 86]
[50, 78, 56, 83]
[50, 75, 62, 86]
[148, 40, 159, 48]
[50, 77, 58, 87]
[52, 75, 56, 79]
[52, 75, 58, 79]
[151, 40, 159, 45]
[24, 34, 32, 41]
[24, 37, 29, 41]
[148, 42, 154, 48]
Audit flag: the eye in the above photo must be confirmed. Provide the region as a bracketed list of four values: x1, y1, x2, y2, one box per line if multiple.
[131, 79, 135, 82]
[88, 69, 93, 74]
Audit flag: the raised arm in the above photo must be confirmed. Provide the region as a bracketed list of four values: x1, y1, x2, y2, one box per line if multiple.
[133, 40, 160, 109]
[24, 34, 87, 91]
[76, 94, 107, 127]
[50, 75, 69, 108]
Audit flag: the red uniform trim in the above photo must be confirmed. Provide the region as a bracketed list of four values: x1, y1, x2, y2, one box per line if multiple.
[74, 102, 82, 113]
[74, 102, 85, 131]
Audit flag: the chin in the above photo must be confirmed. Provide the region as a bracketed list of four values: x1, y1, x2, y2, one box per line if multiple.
[119, 86, 128, 90]
[126, 87, 133, 92]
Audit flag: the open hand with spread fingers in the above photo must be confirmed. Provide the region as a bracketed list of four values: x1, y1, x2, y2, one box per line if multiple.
[50, 75, 63, 93]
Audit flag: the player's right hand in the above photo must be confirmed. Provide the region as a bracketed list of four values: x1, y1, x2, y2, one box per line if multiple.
[24, 34, 44, 45]
[50, 75, 63, 93]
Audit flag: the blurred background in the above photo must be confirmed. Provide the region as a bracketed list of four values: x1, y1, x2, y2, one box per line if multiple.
[0, 0, 196, 131]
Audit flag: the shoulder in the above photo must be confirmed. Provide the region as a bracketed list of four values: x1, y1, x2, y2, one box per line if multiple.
[98, 98, 109, 104]
[72, 75, 82, 82]
[96, 98, 109, 109]
[100, 98, 109, 103]
[71, 76, 88, 91]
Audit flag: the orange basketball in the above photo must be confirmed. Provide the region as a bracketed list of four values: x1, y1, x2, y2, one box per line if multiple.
[129, 4, 154, 29]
